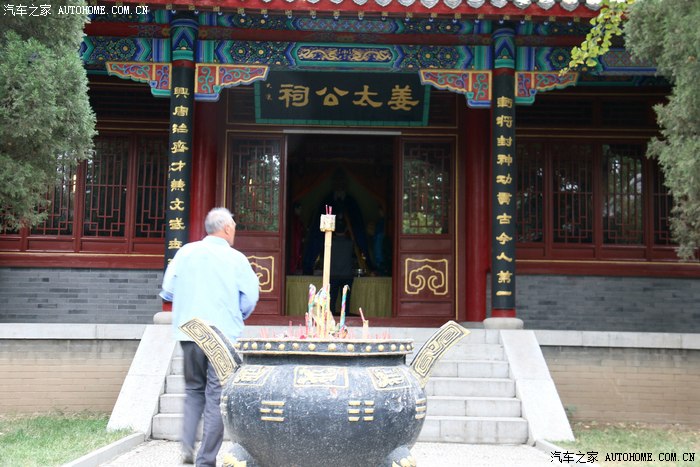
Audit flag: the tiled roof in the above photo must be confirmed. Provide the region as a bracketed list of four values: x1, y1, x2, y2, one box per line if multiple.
[113, 0, 603, 17]
[470, 0, 601, 11]
[290, 0, 603, 11]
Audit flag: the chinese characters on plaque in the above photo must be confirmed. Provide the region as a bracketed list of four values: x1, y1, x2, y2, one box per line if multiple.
[255, 71, 430, 126]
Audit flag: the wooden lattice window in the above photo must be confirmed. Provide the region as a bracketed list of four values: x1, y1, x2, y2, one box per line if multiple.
[135, 135, 168, 238]
[230, 137, 281, 232]
[552, 143, 593, 244]
[653, 166, 674, 245]
[83, 136, 129, 237]
[402, 140, 451, 234]
[516, 142, 544, 242]
[602, 144, 644, 244]
[517, 138, 676, 260]
[30, 157, 77, 236]
[0, 128, 167, 261]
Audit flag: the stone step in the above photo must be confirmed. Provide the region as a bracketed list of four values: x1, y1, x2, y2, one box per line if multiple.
[159, 328, 527, 445]
[152, 413, 186, 441]
[151, 413, 528, 445]
[159, 393, 521, 418]
[435, 343, 505, 361]
[425, 377, 515, 398]
[166, 374, 185, 394]
[430, 360, 510, 378]
[170, 356, 183, 375]
[175, 337, 501, 355]
[170, 343, 504, 377]
[419, 416, 529, 444]
[383, 328, 500, 344]
[405, 342, 505, 362]
[159, 393, 184, 414]
[166, 373, 517, 398]
[427, 396, 521, 418]
[169, 356, 507, 379]
[237, 326, 499, 345]
[166, 372, 517, 398]
[174, 328, 499, 355]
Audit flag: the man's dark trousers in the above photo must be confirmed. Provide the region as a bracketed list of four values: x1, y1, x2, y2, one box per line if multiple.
[181, 341, 224, 467]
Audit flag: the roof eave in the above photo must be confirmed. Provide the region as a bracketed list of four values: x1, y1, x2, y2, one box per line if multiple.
[101, 0, 601, 20]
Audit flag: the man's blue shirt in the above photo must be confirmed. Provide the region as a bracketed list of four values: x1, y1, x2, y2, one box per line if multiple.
[160, 236, 260, 342]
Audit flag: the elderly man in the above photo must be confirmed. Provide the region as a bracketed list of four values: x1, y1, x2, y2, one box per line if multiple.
[160, 207, 260, 466]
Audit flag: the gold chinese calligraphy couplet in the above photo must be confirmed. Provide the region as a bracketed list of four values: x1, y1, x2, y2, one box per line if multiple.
[491, 26, 517, 313]
[164, 14, 197, 268]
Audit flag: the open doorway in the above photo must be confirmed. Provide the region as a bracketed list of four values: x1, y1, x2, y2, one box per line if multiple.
[285, 133, 394, 317]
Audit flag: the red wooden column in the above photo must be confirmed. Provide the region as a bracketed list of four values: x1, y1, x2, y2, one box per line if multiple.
[464, 108, 491, 322]
[189, 101, 218, 242]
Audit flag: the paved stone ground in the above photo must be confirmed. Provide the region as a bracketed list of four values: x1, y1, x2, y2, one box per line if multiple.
[99, 440, 559, 466]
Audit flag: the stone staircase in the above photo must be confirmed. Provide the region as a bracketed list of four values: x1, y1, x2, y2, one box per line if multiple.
[416, 329, 528, 444]
[151, 328, 529, 444]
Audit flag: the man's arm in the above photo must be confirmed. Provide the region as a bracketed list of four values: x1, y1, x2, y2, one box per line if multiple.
[238, 258, 260, 320]
[159, 254, 179, 301]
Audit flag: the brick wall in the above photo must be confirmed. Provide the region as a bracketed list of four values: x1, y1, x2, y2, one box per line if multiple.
[516, 275, 700, 333]
[0, 339, 139, 413]
[2, 327, 699, 426]
[542, 346, 700, 425]
[0, 268, 163, 324]
[1, 268, 699, 333]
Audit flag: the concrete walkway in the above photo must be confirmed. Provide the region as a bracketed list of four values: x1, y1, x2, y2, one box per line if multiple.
[96, 440, 560, 466]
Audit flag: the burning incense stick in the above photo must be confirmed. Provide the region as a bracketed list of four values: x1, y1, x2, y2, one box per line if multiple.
[307, 284, 316, 315]
[359, 307, 369, 339]
[339, 284, 348, 328]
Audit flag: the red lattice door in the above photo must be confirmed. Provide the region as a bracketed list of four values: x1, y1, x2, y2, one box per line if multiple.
[228, 134, 285, 316]
[396, 138, 455, 321]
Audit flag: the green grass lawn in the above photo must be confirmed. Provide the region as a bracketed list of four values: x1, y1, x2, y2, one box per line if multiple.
[2, 414, 698, 467]
[0, 412, 132, 467]
[559, 422, 700, 467]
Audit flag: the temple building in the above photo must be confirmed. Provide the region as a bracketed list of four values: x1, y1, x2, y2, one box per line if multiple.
[1, 0, 699, 332]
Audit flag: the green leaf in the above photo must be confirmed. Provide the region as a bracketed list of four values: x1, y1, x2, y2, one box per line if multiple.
[0, 1, 95, 230]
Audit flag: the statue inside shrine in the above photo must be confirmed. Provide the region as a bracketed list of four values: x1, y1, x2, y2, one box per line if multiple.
[302, 169, 371, 277]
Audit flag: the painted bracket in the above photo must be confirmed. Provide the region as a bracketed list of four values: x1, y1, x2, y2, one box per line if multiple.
[106, 61, 269, 100]
[515, 71, 578, 105]
[195, 64, 269, 101]
[106, 61, 171, 98]
[419, 69, 492, 108]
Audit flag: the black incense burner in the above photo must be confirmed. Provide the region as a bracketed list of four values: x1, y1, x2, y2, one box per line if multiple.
[180, 319, 469, 467]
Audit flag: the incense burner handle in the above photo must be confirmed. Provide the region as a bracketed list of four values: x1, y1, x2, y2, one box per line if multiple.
[409, 320, 470, 389]
[179, 317, 242, 384]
